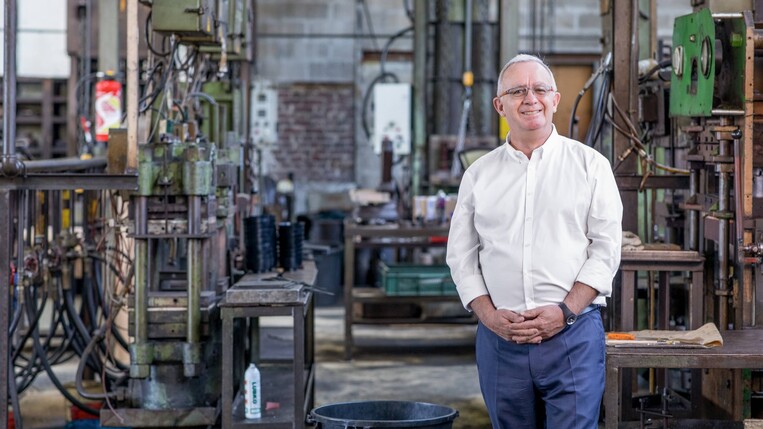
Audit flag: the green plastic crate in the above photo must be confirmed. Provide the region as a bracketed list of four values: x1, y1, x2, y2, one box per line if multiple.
[377, 262, 458, 296]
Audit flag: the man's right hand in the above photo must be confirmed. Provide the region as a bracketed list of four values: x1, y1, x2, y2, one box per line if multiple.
[469, 296, 541, 343]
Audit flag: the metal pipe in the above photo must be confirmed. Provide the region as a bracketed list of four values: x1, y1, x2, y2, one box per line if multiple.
[128, 193, 152, 378]
[84, 0, 93, 122]
[689, 168, 699, 251]
[434, 0, 451, 134]
[23, 156, 107, 172]
[187, 196, 202, 345]
[733, 130, 745, 254]
[472, 0, 494, 136]
[713, 13, 744, 19]
[711, 109, 745, 116]
[450, 0, 474, 178]
[133, 196, 148, 344]
[755, 29, 763, 49]
[718, 118, 732, 329]
[2, 0, 20, 176]
[412, 0, 427, 197]
[0, 190, 12, 428]
[126, 0, 139, 171]
[464, 0, 473, 74]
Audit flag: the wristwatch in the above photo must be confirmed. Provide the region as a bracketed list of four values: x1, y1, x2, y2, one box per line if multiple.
[558, 302, 577, 326]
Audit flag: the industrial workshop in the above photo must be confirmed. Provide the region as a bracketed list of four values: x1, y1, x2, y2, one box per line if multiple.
[1, 0, 763, 428]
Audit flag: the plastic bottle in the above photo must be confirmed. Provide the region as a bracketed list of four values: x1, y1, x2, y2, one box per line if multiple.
[244, 363, 262, 419]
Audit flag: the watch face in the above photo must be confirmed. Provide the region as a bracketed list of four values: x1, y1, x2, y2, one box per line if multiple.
[566, 315, 577, 325]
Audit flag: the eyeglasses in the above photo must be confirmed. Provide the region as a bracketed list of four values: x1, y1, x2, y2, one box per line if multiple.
[499, 85, 556, 99]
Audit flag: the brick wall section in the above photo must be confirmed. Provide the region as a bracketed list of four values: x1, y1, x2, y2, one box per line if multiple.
[272, 83, 355, 182]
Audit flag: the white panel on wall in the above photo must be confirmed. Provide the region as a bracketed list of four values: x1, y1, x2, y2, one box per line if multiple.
[16, 32, 70, 78]
[373, 83, 411, 155]
[0, 0, 69, 78]
[19, 0, 67, 31]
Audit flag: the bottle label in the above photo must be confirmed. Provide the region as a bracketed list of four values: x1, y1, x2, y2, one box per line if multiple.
[244, 371, 261, 418]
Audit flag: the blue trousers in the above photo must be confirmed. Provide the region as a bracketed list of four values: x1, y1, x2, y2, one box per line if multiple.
[475, 310, 605, 429]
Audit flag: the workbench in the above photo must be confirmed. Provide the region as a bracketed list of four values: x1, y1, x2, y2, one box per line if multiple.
[343, 222, 471, 360]
[619, 249, 705, 332]
[220, 262, 316, 429]
[605, 329, 763, 428]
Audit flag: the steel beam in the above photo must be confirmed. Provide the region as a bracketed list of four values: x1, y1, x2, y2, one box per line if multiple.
[412, 0, 427, 196]
[0, 190, 11, 429]
[615, 175, 690, 191]
[0, 174, 137, 191]
[612, 0, 639, 233]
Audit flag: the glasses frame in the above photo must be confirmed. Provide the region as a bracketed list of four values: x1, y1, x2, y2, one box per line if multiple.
[497, 85, 557, 100]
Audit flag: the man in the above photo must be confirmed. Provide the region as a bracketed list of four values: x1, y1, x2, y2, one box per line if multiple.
[446, 54, 622, 428]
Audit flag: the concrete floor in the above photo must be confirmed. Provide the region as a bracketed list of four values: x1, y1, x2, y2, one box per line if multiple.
[16, 305, 490, 428]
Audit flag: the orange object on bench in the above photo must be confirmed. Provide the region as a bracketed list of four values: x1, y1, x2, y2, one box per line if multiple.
[607, 332, 635, 341]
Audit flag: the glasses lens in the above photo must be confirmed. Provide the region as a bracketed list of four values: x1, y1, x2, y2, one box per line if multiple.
[507, 88, 525, 98]
[505, 86, 553, 98]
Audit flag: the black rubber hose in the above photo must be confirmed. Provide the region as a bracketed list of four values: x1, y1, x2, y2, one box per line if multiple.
[8, 295, 22, 334]
[11, 286, 48, 362]
[90, 256, 130, 353]
[63, 286, 103, 375]
[27, 302, 101, 416]
[9, 354, 23, 429]
[569, 90, 585, 140]
[638, 58, 672, 83]
[75, 328, 120, 400]
[590, 74, 611, 147]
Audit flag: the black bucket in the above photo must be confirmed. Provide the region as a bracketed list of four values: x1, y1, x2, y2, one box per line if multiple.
[308, 401, 459, 429]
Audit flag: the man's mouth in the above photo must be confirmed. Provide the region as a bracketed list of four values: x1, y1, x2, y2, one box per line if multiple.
[521, 110, 542, 116]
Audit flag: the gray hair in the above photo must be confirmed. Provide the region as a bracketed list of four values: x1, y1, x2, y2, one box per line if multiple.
[496, 54, 557, 96]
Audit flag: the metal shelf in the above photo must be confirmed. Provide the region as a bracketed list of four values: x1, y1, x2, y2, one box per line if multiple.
[221, 263, 317, 429]
[230, 365, 315, 429]
[343, 222, 475, 360]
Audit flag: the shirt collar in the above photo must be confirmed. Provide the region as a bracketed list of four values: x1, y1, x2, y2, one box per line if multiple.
[503, 126, 560, 161]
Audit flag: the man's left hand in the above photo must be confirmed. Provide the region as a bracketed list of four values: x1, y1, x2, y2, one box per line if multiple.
[511, 305, 565, 343]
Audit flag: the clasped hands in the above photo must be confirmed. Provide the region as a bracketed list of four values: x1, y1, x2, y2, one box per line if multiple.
[484, 305, 565, 344]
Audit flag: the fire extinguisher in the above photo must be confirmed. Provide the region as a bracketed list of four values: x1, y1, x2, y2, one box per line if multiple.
[94, 73, 122, 143]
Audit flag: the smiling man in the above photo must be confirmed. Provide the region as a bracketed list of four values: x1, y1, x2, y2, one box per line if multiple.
[446, 54, 623, 428]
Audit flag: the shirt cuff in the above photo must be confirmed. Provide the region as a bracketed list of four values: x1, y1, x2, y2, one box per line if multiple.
[455, 274, 489, 311]
[576, 259, 615, 297]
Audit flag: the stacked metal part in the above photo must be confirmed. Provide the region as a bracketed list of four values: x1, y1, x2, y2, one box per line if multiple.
[278, 221, 304, 271]
[244, 215, 277, 273]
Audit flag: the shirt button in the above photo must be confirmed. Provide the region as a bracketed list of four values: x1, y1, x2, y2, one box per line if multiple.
[525, 242, 531, 247]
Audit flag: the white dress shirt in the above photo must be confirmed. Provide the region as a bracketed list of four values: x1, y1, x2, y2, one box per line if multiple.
[446, 128, 623, 312]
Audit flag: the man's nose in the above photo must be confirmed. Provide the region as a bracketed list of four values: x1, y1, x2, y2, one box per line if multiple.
[523, 90, 539, 102]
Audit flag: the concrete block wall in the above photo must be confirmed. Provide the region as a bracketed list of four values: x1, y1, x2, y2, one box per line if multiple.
[257, 0, 415, 207]
[255, 0, 696, 213]
[257, 0, 411, 84]
[516, 0, 692, 54]
[268, 83, 354, 182]
[517, 0, 602, 54]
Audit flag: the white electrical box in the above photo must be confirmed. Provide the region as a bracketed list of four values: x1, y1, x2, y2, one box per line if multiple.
[373, 83, 411, 155]
[251, 80, 278, 145]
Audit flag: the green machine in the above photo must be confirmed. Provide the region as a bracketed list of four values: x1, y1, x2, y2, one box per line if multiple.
[670, 8, 747, 116]
[151, 0, 218, 44]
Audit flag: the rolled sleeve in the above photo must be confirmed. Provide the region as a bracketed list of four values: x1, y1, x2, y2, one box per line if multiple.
[447, 171, 488, 310]
[576, 156, 623, 297]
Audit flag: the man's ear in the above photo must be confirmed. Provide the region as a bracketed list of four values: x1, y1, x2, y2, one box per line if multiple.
[552, 91, 561, 113]
[492, 97, 504, 116]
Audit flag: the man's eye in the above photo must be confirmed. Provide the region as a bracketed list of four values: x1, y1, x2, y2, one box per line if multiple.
[509, 88, 526, 97]
[534, 88, 548, 96]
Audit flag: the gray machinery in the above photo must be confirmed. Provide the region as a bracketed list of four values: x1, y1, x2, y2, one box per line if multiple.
[604, 1, 763, 423]
[0, 0, 255, 427]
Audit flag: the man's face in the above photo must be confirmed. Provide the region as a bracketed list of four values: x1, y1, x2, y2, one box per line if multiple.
[493, 61, 560, 136]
